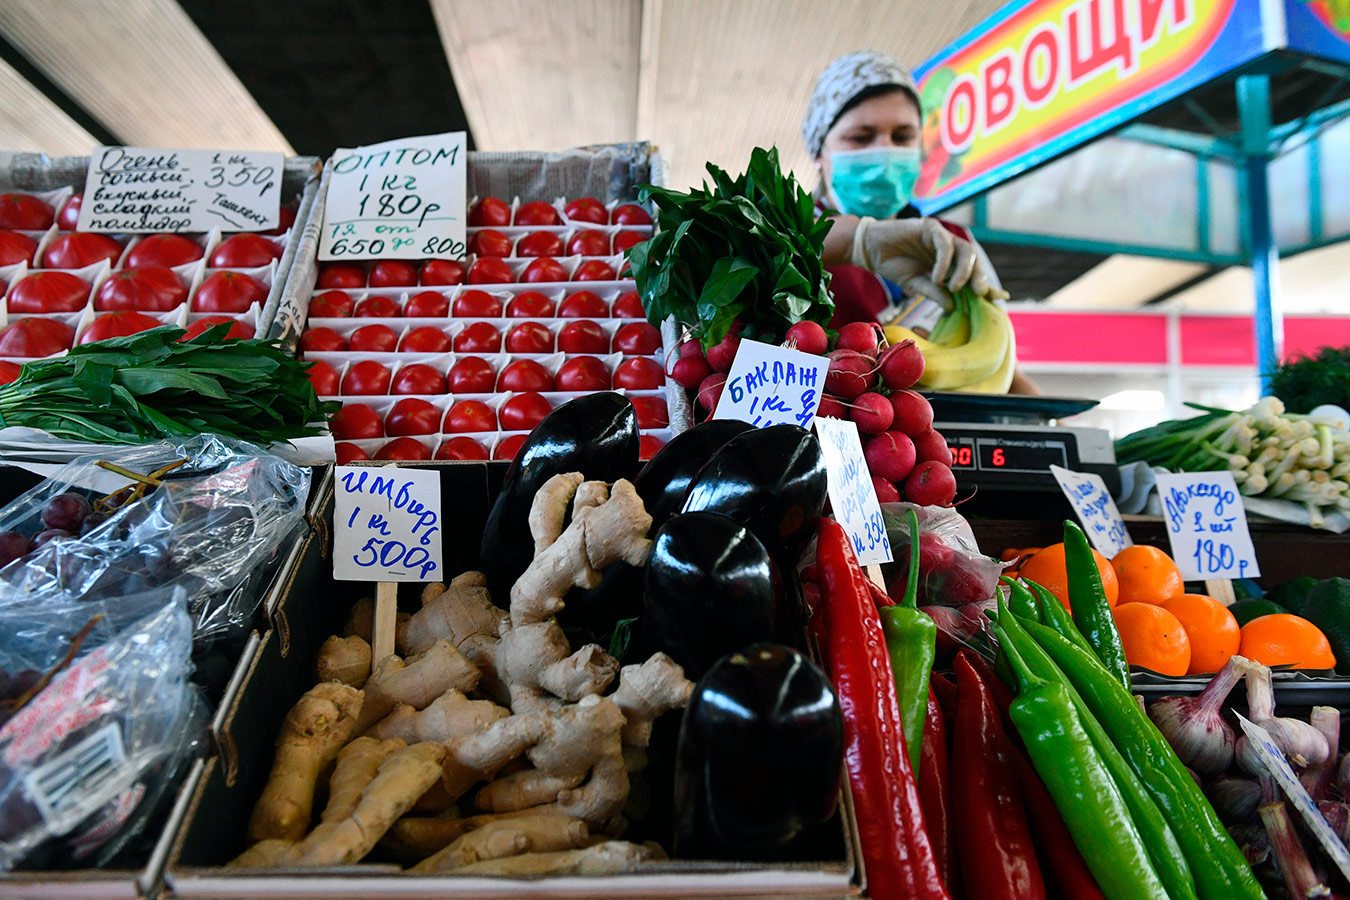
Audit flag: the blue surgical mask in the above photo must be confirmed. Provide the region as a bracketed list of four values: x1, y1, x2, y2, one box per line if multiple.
[828, 147, 921, 219]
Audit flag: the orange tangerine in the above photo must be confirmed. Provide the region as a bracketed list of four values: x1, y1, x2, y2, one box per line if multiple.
[1111, 544, 1185, 606]
[1112, 602, 1191, 676]
[1160, 593, 1240, 674]
[1238, 614, 1336, 670]
[1018, 542, 1120, 615]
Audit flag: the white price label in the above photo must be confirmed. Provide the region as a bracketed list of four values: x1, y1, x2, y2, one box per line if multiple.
[1155, 471, 1260, 580]
[814, 417, 892, 566]
[319, 132, 466, 261]
[712, 339, 828, 428]
[1050, 465, 1133, 558]
[25, 723, 126, 825]
[78, 146, 283, 233]
[334, 466, 444, 582]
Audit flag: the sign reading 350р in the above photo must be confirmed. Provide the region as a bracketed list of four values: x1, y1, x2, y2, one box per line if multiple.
[319, 131, 467, 262]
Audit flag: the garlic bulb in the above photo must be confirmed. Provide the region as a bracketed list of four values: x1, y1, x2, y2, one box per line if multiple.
[1146, 655, 1244, 776]
[1244, 661, 1331, 768]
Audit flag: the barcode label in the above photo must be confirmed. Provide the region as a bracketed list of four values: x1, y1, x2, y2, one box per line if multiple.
[25, 724, 126, 823]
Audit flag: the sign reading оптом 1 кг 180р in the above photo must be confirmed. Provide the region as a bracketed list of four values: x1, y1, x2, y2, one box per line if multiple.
[319, 132, 467, 262]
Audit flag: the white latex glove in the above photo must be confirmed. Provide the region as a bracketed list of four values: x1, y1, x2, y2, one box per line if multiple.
[851, 216, 1000, 298]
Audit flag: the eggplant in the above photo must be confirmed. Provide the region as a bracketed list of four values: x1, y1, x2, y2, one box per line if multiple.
[680, 424, 827, 567]
[480, 393, 639, 591]
[644, 512, 788, 680]
[674, 643, 843, 860]
[634, 420, 755, 531]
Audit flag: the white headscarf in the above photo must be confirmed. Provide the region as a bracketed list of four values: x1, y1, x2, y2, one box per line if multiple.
[802, 51, 920, 159]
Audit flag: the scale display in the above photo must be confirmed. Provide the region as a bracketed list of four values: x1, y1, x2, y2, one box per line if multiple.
[947, 434, 1073, 475]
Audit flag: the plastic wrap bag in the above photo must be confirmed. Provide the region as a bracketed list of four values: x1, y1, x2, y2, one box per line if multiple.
[879, 502, 1005, 607]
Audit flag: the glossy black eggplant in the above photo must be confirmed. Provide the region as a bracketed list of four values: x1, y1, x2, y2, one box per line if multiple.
[674, 643, 844, 861]
[634, 420, 755, 531]
[480, 393, 639, 589]
[680, 424, 827, 566]
[644, 512, 788, 680]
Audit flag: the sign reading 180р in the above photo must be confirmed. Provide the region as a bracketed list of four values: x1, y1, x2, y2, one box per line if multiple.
[319, 131, 467, 262]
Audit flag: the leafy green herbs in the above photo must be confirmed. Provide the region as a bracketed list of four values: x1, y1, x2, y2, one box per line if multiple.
[626, 146, 834, 347]
[0, 324, 338, 445]
[1269, 345, 1350, 414]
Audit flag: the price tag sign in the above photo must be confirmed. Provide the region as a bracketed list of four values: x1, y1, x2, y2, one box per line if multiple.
[1155, 471, 1260, 580]
[319, 131, 466, 261]
[713, 339, 827, 428]
[79, 145, 283, 233]
[813, 417, 893, 566]
[1050, 465, 1133, 558]
[333, 466, 443, 582]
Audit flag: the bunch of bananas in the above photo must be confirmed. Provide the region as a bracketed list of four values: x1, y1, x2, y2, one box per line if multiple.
[883, 291, 1017, 393]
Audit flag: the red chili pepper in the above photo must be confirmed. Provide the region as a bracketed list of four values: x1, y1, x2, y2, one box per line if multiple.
[930, 670, 958, 716]
[817, 517, 950, 900]
[865, 575, 896, 609]
[919, 686, 957, 896]
[964, 651, 1019, 749]
[952, 651, 1046, 900]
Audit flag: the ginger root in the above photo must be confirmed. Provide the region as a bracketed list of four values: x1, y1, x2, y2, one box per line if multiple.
[378, 806, 557, 863]
[345, 598, 410, 645]
[411, 813, 589, 872]
[451, 839, 658, 876]
[368, 689, 510, 745]
[321, 736, 404, 824]
[226, 838, 295, 868]
[353, 639, 482, 735]
[611, 653, 695, 749]
[496, 620, 618, 715]
[314, 635, 372, 688]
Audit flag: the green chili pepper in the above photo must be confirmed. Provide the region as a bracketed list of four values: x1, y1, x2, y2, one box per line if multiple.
[1021, 620, 1266, 900]
[1001, 606, 1197, 900]
[1001, 575, 1041, 622]
[995, 619, 1169, 900]
[1063, 521, 1130, 690]
[1026, 577, 1096, 659]
[880, 508, 935, 773]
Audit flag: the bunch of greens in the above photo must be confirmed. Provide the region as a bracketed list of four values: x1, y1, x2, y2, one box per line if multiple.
[1269, 345, 1350, 413]
[0, 324, 337, 445]
[626, 146, 834, 347]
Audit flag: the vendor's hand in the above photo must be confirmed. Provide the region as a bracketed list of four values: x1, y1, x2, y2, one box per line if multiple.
[853, 217, 999, 297]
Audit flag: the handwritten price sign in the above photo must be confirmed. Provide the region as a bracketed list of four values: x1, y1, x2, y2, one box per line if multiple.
[713, 339, 827, 428]
[814, 417, 893, 566]
[1155, 471, 1260, 580]
[1050, 465, 1133, 558]
[333, 466, 443, 582]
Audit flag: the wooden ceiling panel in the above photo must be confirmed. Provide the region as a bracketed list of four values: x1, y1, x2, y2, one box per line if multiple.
[0, 56, 96, 155]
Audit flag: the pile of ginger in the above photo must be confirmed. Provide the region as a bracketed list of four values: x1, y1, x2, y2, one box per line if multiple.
[230, 474, 694, 876]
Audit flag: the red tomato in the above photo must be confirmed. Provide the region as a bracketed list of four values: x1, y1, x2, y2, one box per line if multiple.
[498, 359, 554, 393]
[0, 230, 37, 266]
[349, 324, 398, 353]
[391, 363, 447, 395]
[368, 259, 418, 287]
[494, 434, 528, 460]
[181, 315, 255, 341]
[56, 194, 81, 231]
[0, 318, 74, 357]
[468, 257, 514, 284]
[331, 403, 384, 439]
[558, 320, 609, 354]
[558, 290, 607, 318]
[515, 201, 560, 226]
[564, 197, 608, 225]
[613, 230, 646, 254]
[318, 262, 366, 289]
[631, 395, 669, 429]
[309, 290, 354, 318]
[300, 327, 347, 353]
[505, 321, 553, 354]
[469, 196, 511, 227]
[126, 234, 203, 269]
[263, 204, 297, 237]
[192, 271, 268, 312]
[566, 229, 610, 256]
[335, 441, 369, 464]
[419, 259, 465, 285]
[437, 436, 489, 460]
[9, 271, 90, 313]
[0, 360, 21, 386]
[405, 291, 449, 318]
[516, 231, 564, 258]
[468, 230, 512, 258]
[500, 392, 553, 431]
[42, 233, 122, 270]
[613, 357, 664, 389]
[612, 204, 652, 226]
[399, 326, 452, 353]
[613, 291, 644, 317]
[522, 257, 568, 284]
[386, 397, 441, 436]
[556, 356, 610, 391]
[444, 399, 497, 433]
[448, 356, 495, 393]
[96, 267, 186, 312]
[453, 322, 501, 353]
[341, 360, 392, 395]
[79, 311, 161, 345]
[376, 437, 431, 461]
[573, 260, 617, 282]
[613, 322, 661, 355]
[355, 295, 400, 318]
[453, 290, 503, 318]
[639, 434, 665, 459]
[209, 233, 281, 268]
[506, 291, 555, 318]
[307, 360, 339, 395]
[0, 194, 54, 230]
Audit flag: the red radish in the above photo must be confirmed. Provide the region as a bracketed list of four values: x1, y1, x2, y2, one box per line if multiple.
[785, 320, 828, 355]
[871, 476, 901, 503]
[816, 394, 847, 419]
[865, 431, 917, 483]
[913, 429, 953, 466]
[679, 339, 705, 359]
[335, 442, 369, 464]
[836, 321, 884, 358]
[670, 354, 711, 389]
[697, 372, 727, 412]
[890, 389, 934, 436]
[878, 339, 925, 390]
[905, 461, 957, 507]
[705, 333, 741, 373]
[850, 392, 894, 435]
[825, 349, 877, 399]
